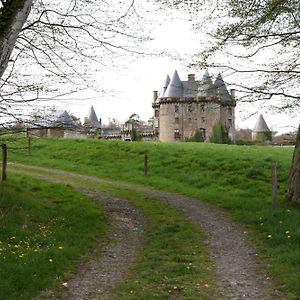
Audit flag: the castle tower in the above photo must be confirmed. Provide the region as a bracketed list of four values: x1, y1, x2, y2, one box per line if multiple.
[152, 70, 236, 142]
[84, 106, 101, 128]
[252, 114, 272, 142]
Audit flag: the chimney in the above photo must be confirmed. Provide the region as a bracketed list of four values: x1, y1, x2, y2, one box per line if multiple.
[230, 89, 236, 99]
[153, 91, 158, 102]
[188, 74, 195, 81]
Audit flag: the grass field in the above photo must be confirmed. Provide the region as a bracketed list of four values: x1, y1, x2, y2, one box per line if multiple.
[0, 173, 106, 300]
[2, 135, 300, 299]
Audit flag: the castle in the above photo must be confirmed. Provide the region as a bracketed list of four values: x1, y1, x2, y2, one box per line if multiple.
[152, 70, 236, 142]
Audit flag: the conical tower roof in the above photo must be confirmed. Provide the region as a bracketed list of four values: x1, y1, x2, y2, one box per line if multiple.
[253, 114, 271, 132]
[54, 111, 76, 128]
[213, 73, 232, 101]
[164, 70, 183, 98]
[85, 106, 100, 128]
[197, 69, 214, 97]
[158, 74, 170, 98]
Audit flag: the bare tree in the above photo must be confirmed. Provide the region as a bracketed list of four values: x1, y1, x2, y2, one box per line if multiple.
[0, 0, 148, 127]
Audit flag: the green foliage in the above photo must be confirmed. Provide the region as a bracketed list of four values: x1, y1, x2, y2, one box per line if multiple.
[131, 128, 141, 141]
[209, 122, 231, 144]
[0, 174, 105, 300]
[187, 129, 204, 142]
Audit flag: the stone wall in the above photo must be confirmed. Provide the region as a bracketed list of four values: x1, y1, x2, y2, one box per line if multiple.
[158, 99, 232, 142]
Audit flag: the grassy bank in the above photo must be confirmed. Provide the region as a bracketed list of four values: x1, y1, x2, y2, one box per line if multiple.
[0, 173, 105, 300]
[2, 136, 300, 298]
[9, 165, 222, 299]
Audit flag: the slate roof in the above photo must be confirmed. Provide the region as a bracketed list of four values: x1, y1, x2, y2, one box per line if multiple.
[53, 111, 76, 128]
[164, 70, 183, 97]
[31, 110, 76, 128]
[253, 114, 271, 132]
[197, 69, 214, 97]
[212, 73, 232, 102]
[158, 70, 233, 102]
[84, 106, 100, 128]
[158, 74, 171, 98]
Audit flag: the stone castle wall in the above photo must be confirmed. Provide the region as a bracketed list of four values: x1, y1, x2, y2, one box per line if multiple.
[157, 99, 232, 142]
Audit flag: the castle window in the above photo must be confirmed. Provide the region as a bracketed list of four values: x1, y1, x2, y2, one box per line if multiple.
[228, 108, 232, 115]
[200, 128, 206, 140]
[201, 104, 205, 112]
[174, 129, 180, 140]
[228, 118, 233, 126]
[175, 105, 179, 113]
[175, 117, 179, 124]
[188, 117, 192, 124]
[188, 104, 193, 112]
[155, 109, 159, 117]
[201, 117, 206, 123]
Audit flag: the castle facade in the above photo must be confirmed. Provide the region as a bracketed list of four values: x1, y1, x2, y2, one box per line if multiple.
[152, 70, 236, 142]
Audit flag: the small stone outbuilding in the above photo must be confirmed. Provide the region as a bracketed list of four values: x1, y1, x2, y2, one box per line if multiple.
[252, 114, 272, 142]
[27, 110, 79, 138]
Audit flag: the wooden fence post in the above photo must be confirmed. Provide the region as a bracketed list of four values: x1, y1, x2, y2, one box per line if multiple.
[28, 137, 31, 155]
[144, 154, 148, 176]
[2, 144, 7, 181]
[271, 161, 279, 209]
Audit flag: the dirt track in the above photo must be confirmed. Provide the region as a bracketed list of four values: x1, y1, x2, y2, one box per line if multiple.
[11, 163, 279, 299]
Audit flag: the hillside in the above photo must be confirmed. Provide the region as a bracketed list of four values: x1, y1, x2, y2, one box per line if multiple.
[2, 136, 300, 298]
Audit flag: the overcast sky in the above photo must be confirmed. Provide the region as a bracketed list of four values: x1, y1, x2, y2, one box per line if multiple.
[31, 3, 299, 134]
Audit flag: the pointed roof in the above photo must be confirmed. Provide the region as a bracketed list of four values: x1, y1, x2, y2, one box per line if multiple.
[213, 73, 232, 101]
[164, 70, 183, 98]
[85, 106, 100, 128]
[198, 69, 214, 97]
[253, 114, 271, 132]
[158, 74, 170, 98]
[53, 111, 76, 128]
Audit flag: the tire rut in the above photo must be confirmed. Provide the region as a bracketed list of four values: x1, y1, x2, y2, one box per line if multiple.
[12, 163, 279, 299]
[28, 174, 145, 300]
[62, 188, 145, 300]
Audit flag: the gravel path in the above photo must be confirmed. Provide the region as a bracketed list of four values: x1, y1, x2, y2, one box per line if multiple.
[11, 163, 279, 299]
[135, 188, 275, 300]
[28, 174, 145, 300]
[61, 188, 145, 300]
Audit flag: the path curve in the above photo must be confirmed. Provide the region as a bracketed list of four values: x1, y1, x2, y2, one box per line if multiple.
[11, 163, 279, 299]
[63, 188, 145, 300]
[31, 176, 145, 299]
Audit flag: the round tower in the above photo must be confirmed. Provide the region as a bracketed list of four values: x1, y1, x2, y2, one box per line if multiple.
[252, 114, 272, 142]
[159, 70, 183, 141]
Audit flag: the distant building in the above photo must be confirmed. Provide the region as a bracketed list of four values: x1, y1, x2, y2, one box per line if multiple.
[83, 106, 101, 129]
[152, 70, 236, 142]
[27, 110, 79, 138]
[252, 114, 272, 142]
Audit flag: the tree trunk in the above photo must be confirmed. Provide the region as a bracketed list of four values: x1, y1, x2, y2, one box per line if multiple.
[0, 0, 32, 79]
[287, 124, 300, 202]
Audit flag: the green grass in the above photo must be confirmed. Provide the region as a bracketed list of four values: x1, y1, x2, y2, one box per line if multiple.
[8, 167, 221, 299]
[113, 190, 217, 300]
[0, 173, 105, 300]
[2, 135, 300, 298]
